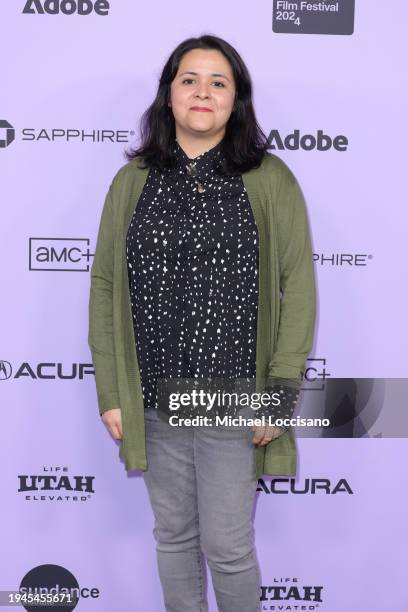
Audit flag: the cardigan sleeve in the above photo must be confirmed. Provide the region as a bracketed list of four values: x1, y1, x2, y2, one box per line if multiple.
[264, 160, 316, 421]
[88, 181, 121, 416]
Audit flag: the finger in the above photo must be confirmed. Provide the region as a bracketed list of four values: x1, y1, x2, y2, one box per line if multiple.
[257, 424, 276, 446]
[269, 426, 286, 440]
[111, 424, 122, 440]
[252, 425, 266, 445]
[265, 425, 277, 440]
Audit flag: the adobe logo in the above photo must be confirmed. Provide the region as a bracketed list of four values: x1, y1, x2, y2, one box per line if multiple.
[22, 0, 110, 15]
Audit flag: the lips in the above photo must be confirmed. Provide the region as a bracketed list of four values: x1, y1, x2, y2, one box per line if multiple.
[190, 107, 212, 112]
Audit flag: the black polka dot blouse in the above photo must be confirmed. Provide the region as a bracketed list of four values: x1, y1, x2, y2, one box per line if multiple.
[125, 138, 259, 412]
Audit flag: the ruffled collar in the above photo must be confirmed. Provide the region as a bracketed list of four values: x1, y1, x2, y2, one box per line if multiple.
[172, 138, 225, 178]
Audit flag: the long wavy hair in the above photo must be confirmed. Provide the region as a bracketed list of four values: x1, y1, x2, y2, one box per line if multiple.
[124, 34, 271, 175]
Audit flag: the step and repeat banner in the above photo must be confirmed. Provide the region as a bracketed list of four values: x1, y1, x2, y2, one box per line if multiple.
[1, 1, 407, 610]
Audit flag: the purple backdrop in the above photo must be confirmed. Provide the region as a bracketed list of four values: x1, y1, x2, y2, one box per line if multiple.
[1, 0, 408, 610]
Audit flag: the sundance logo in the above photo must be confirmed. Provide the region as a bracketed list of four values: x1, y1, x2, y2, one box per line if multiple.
[267, 128, 348, 151]
[22, 0, 110, 15]
[19, 564, 100, 606]
[29, 238, 94, 271]
[273, 0, 355, 35]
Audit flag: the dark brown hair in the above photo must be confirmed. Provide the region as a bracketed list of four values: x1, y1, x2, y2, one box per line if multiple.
[124, 34, 271, 175]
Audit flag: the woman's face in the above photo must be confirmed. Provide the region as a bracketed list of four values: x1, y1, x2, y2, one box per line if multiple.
[169, 48, 236, 140]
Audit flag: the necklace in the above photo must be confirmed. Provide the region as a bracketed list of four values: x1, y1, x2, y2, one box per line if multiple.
[185, 161, 206, 193]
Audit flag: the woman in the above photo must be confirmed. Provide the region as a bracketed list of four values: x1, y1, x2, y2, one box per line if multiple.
[88, 34, 316, 612]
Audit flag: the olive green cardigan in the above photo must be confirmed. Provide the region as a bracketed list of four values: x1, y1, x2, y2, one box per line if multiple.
[88, 153, 316, 480]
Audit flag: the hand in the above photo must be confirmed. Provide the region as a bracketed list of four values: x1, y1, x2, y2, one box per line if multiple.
[251, 423, 287, 447]
[101, 407, 123, 441]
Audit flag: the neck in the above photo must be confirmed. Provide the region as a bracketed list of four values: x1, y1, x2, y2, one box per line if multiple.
[174, 129, 225, 160]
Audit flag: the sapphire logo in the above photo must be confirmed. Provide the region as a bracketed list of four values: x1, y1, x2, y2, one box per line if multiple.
[22, 128, 130, 141]
[313, 252, 373, 266]
[0, 120, 15, 148]
[29, 238, 94, 271]
[1, 122, 133, 148]
[22, 0, 110, 15]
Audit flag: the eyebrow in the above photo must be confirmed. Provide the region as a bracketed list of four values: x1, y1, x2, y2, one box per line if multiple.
[179, 71, 231, 82]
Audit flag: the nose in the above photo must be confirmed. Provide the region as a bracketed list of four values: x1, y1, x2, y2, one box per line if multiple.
[194, 80, 211, 99]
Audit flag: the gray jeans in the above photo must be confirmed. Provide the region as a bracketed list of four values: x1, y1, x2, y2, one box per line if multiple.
[142, 409, 261, 612]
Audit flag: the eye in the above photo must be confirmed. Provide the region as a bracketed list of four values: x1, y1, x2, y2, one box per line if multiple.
[181, 78, 226, 88]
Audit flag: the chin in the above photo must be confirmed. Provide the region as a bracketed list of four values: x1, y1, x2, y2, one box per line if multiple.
[186, 123, 214, 133]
